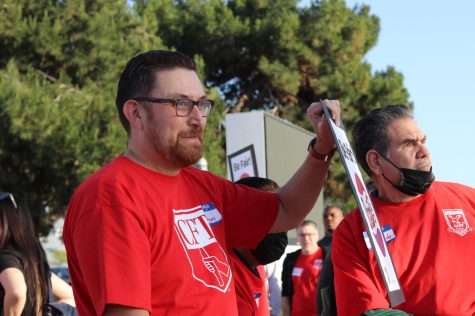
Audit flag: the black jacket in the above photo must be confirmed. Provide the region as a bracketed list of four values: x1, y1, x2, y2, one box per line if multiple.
[281, 239, 331, 310]
[316, 236, 337, 316]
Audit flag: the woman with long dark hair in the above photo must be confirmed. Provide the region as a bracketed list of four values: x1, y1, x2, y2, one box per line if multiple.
[0, 192, 75, 315]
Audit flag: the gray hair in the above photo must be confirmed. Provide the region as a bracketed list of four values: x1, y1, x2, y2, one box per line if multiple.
[352, 104, 413, 175]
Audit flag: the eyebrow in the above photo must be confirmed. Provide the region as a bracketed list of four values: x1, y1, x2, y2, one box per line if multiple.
[401, 135, 426, 146]
[174, 93, 208, 100]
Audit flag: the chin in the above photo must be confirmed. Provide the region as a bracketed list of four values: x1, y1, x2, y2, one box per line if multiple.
[174, 151, 203, 168]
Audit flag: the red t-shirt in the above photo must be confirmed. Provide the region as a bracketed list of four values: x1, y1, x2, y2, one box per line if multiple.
[230, 251, 270, 316]
[290, 248, 323, 316]
[333, 181, 475, 316]
[63, 156, 279, 315]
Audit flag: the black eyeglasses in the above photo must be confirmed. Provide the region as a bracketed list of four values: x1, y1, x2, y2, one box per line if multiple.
[133, 97, 214, 117]
[0, 192, 18, 210]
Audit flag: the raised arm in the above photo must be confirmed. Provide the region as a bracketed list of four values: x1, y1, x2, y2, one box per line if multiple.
[270, 100, 340, 233]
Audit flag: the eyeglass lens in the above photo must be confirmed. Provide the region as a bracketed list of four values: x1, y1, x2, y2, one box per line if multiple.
[176, 100, 212, 117]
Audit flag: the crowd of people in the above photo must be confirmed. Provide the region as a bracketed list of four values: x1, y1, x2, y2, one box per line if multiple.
[2, 49, 474, 315]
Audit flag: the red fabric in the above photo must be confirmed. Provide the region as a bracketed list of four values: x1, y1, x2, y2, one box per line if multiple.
[333, 181, 475, 316]
[290, 248, 323, 316]
[230, 252, 270, 316]
[63, 155, 279, 316]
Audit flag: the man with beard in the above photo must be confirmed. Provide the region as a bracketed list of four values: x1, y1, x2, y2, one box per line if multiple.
[332, 105, 475, 315]
[63, 50, 341, 316]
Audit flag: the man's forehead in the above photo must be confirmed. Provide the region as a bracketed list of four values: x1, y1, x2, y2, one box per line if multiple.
[299, 224, 317, 232]
[387, 118, 425, 144]
[325, 208, 342, 216]
[154, 68, 206, 98]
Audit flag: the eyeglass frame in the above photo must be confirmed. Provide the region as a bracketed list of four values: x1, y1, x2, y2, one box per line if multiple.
[0, 192, 18, 210]
[133, 97, 214, 117]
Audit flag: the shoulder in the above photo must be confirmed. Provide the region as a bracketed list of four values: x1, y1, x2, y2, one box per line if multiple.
[339, 207, 363, 230]
[332, 208, 365, 246]
[70, 155, 127, 200]
[284, 249, 301, 261]
[425, 181, 475, 205]
[0, 266, 26, 287]
[0, 248, 23, 273]
[318, 237, 332, 255]
[431, 181, 475, 194]
[318, 236, 332, 247]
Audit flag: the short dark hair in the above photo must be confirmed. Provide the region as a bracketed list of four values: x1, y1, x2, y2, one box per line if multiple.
[115, 50, 197, 133]
[352, 104, 413, 176]
[323, 205, 342, 215]
[235, 177, 279, 192]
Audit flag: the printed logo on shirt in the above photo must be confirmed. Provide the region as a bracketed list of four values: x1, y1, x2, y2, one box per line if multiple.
[442, 209, 473, 237]
[173, 205, 231, 293]
[363, 224, 396, 250]
[202, 202, 222, 226]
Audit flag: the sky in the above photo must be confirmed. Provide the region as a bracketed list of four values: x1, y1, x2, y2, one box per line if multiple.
[319, 0, 475, 188]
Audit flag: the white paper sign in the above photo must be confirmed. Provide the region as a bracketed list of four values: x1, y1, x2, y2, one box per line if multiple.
[227, 145, 258, 182]
[321, 101, 405, 307]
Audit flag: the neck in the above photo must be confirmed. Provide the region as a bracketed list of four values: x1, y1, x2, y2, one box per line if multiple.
[124, 145, 181, 176]
[373, 177, 418, 203]
[301, 246, 318, 255]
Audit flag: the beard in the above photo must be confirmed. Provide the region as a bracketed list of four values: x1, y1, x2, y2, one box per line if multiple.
[145, 112, 204, 168]
[166, 131, 204, 167]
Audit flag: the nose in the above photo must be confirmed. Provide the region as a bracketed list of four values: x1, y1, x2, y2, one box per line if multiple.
[416, 143, 431, 159]
[188, 105, 206, 127]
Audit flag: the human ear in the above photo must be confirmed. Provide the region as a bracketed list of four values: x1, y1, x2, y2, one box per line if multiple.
[123, 100, 145, 132]
[366, 150, 381, 175]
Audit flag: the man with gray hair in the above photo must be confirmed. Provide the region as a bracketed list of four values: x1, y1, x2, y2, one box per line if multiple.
[332, 104, 475, 315]
[282, 220, 323, 316]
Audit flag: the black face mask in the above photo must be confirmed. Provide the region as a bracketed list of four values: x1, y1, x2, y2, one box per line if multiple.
[250, 232, 288, 265]
[379, 154, 435, 196]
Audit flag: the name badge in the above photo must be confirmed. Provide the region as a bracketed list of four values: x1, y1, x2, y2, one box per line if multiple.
[292, 267, 303, 277]
[363, 224, 396, 250]
[314, 259, 323, 269]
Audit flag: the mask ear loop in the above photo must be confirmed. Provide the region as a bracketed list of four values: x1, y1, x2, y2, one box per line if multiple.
[376, 152, 404, 187]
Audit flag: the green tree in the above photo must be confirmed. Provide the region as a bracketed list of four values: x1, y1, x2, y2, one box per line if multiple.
[0, 0, 228, 233]
[146, 0, 411, 210]
[1, 0, 412, 231]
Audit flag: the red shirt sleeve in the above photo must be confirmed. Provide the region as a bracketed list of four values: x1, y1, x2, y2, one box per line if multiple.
[332, 211, 390, 316]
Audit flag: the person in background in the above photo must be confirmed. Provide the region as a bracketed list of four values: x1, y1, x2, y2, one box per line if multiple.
[316, 205, 344, 316]
[333, 104, 475, 315]
[63, 50, 341, 315]
[281, 220, 323, 316]
[319, 205, 344, 249]
[232, 177, 288, 316]
[0, 192, 75, 315]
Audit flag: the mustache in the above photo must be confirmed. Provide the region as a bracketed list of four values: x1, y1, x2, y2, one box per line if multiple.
[178, 129, 204, 140]
[415, 158, 431, 170]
